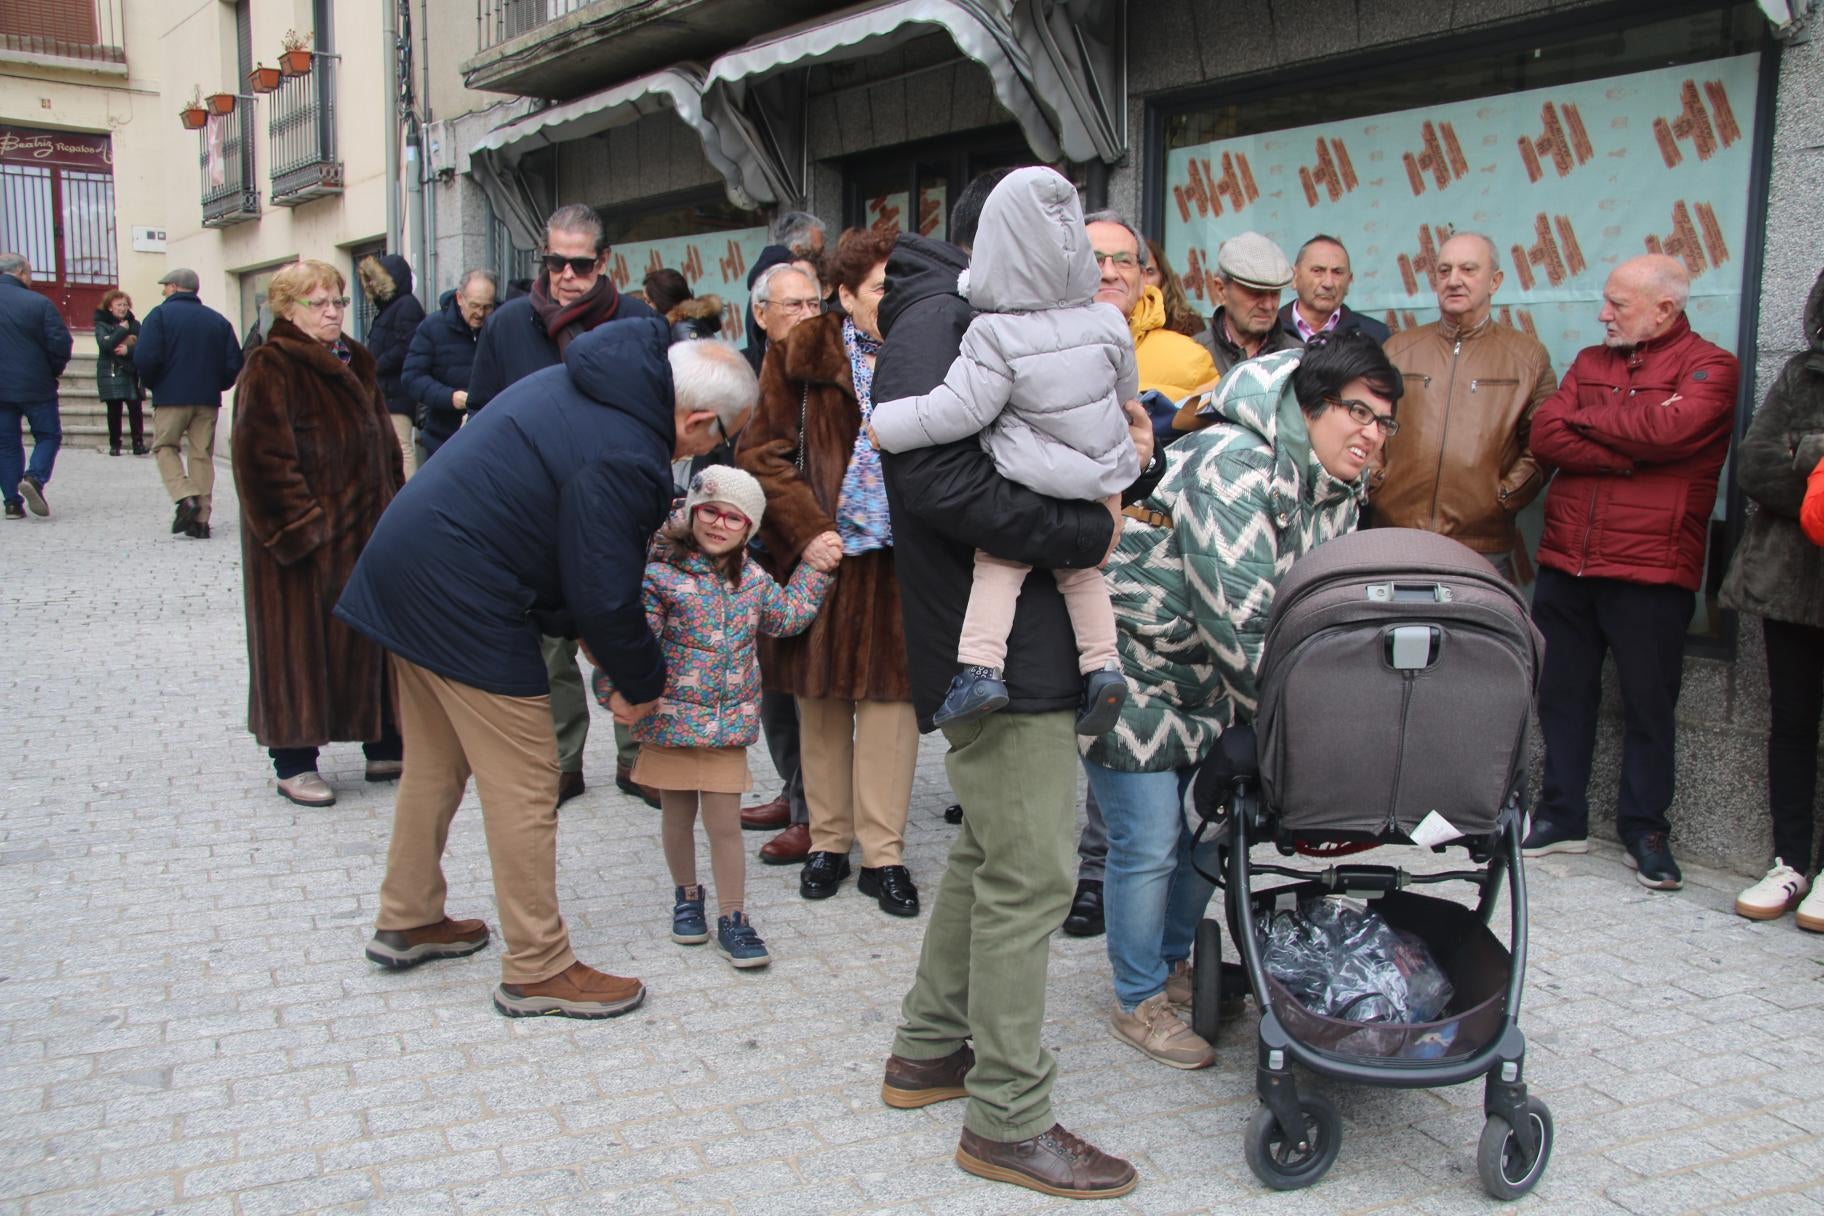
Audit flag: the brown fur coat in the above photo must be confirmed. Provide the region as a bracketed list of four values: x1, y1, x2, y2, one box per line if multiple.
[232, 318, 405, 747]
[736, 312, 911, 703]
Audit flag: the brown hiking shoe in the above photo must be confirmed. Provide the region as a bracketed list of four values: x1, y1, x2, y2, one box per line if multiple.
[365, 917, 490, 970]
[494, 961, 645, 1020]
[881, 1043, 974, 1108]
[956, 1124, 1137, 1199]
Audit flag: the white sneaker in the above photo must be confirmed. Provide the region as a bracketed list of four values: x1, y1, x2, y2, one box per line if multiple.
[1734, 859, 1808, 921]
[1797, 876, 1824, 934]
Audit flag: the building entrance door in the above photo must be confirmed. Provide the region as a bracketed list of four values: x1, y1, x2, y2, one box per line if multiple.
[0, 124, 118, 331]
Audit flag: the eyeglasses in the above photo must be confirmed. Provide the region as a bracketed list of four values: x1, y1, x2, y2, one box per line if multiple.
[761, 296, 821, 315]
[541, 253, 600, 277]
[1326, 397, 1401, 437]
[1093, 250, 1138, 269]
[694, 503, 749, 530]
[302, 296, 351, 312]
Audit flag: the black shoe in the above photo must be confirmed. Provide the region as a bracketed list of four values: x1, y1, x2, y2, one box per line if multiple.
[109, 444, 122, 456]
[557, 769, 585, 807]
[173, 495, 200, 534]
[4, 502, 22, 520]
[800, 851, 851, 899]
[858, 865, 919, 917]
[1075, 667, 1129, 736]
[1062, 879, 1105, 937]
[1520, 817, 1589, 858]
[132, 443, 149, 456]
[18, 475, 47, 517]
[932, 667, 1010, 728]
[1625, 831, 1683, 890]
[942, 803, 965, 825]
[185, 520, 211, 539]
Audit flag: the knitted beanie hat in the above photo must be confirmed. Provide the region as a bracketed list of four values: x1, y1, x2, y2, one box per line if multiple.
[684, 465, 766, 541]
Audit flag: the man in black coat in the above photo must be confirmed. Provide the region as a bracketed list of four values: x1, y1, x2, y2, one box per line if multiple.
[133, 268, 243, 538]
[402, 269, 498, 461]
[360, 254, 428, 477]
[337, 319, 757, 1019]
[741, 209, 825, 374]
[873, 177, 1157, 1200]
[0, 252, 71, 519]
[1275, 234, 1391, 346]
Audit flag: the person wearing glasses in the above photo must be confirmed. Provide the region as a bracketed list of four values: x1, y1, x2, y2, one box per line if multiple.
[230, 258, 405, 809]
[132, 267, 243, 538]
[462, 204, 657, 808]
[1082, 331, 1400, 1071]
[1373, 232, 1554, 585]
[1084, 210, 1217, 403]
[402, 268, 498, 462]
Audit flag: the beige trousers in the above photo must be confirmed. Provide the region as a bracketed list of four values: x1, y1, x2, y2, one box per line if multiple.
[956, 551, 1119, 673]
[375, 655, 575, 984]
[152, 405, 217, 523]
[798, 696, 919, 866]
[390, 413, 417, 480]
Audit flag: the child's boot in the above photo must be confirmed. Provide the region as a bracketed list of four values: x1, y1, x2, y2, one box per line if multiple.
[933, 665, 1010, 728]
[717, 911, 771, 969]
[671, 885, 708, 945]
[1076, 665, 1129, 736]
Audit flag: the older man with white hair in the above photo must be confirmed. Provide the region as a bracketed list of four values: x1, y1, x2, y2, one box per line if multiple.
[336, 317, 757, 1019]
[1522, 254, 1739, 891]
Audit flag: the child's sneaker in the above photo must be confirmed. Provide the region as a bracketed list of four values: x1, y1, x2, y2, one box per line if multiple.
[1075, 666, 1129, 736]
[671, 886, 708, 945]
[933, 666, 1010, 728]
[717, 912, 771, 969]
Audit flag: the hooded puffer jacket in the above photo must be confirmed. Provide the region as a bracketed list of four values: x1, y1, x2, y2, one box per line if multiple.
[870, 166, 1139, 500]
[1085, 348, 1363, 774]
[1721, 267, 1824, 628]
[360, 254, 427, 415]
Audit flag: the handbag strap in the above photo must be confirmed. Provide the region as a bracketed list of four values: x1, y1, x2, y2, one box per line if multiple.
[1122, 503, 1172, 529]
[794, 383, 808, 472]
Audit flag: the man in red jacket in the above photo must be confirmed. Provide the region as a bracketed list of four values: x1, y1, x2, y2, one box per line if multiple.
[1521, 254, 1739, 889]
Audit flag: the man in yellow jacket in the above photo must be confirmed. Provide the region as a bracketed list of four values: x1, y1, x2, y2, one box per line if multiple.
[1085, 210, 1217, 401]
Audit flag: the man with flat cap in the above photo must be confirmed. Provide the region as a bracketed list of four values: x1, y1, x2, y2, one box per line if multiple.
[134, 267, 243, 538]
[1195, 231, 1303, 375]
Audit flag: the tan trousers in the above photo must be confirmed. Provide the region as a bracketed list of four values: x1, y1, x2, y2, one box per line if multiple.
[799, 696, 919, 866]
[957, 551, 1119, 673]
[389, 413, 417, 480]
[152, 405, 217, 523]
[376, 655, 575, 984]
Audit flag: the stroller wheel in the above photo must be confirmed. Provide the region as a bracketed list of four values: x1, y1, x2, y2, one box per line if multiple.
[1244, 1094, 1340, 1191]
[1477, 1098, 1553, 1200]
[1191, 918, 1222, 1043]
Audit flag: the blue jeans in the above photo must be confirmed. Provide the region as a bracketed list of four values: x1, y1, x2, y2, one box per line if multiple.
[0, 402, 60, 507]
[1083, 760, 1219, 1011]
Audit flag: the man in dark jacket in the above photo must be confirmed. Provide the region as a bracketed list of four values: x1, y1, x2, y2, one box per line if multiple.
[133, 268, 243, 538]
[360, 254, 428, 478]
[741, 210, 825, 374]
[402, 269, 497, 461]
[466, 204, 657, 806]
[337, 319, 756, 1019]
[1275, 234, 1391, 345]
[0, 252, 71, 519]
[1522, 254, 1740, 890]
[873, 177, 1153, 1200]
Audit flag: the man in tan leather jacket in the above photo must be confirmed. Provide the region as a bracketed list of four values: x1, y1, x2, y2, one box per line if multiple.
[1373, 232, 1555, 581]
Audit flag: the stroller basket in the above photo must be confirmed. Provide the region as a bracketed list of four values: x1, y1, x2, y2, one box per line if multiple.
[1257, 889, 1510, 1063]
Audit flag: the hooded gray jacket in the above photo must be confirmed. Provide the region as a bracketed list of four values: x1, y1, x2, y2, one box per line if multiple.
[870, 166, 1139, 500]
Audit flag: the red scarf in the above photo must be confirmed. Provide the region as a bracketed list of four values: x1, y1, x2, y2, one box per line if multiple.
[529, 272, 621, 355]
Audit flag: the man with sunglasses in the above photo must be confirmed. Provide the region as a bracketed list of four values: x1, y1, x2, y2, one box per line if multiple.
[1373, 232, 1555, 583]
[462, 205, 656, 807]
[133, 267, 243, 538]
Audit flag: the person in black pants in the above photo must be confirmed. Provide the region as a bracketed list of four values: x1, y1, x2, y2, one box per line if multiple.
[94, 290, 147, 456]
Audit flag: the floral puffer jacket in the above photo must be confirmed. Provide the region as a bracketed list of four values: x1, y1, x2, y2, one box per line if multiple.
[594, 536, 830, 749]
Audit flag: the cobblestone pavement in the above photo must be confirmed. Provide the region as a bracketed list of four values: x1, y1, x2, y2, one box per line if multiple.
[4, 451, 1823, 1216]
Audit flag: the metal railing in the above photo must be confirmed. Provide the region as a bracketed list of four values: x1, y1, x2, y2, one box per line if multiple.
[269, 51, 343, 204]
[0, 0, 125, 65]
[475, 0, 594, 53]
[200, 100, 259, 228]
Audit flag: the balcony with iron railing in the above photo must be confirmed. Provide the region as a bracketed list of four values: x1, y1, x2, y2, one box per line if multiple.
[200, 100, 259, 228]
[269, 51, 343, 206]
[0, 0, 125, 69]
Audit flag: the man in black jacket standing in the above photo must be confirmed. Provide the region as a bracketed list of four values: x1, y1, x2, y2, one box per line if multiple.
[0, 252, 71, 520]
[133, 268, 243, 539]
[873, 174, 1154, 1199]
[401, 269, 498, 462]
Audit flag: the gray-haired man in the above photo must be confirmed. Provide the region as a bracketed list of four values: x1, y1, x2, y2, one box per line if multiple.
[0, 252, 70, 519]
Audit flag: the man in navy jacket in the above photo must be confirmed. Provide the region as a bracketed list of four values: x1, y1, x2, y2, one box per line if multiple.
[337, 318, 756, 1019]
[133, 268, 243, 538]
[0, 253, 71, 519]
[401, 269, 497, 460]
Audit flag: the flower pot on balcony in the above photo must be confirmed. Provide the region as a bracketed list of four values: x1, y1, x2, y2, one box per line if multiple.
[179, 105, 208, 130]
[205, 92, 237, 115]
[279, 49, 312, 76]
[249, 65, 281, 93]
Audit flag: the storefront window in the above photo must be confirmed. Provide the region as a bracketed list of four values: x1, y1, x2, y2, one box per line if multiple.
[843, 128, 1031, 241]
[600, 193, 767, 346]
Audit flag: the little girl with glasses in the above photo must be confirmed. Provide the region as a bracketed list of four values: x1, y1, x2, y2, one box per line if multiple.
[593, 467, 840, 968]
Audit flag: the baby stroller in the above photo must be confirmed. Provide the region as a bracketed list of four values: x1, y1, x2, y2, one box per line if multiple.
[1187, 528, 1553, 1198]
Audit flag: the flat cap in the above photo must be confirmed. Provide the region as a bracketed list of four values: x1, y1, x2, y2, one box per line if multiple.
[1216, 232, 1292, 290]
[157, 267, 200, 291]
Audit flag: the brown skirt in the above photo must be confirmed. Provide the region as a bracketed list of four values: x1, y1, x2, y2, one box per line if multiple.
[631, 744, 752, 795]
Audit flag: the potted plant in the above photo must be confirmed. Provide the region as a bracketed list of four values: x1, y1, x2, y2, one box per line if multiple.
[205, 90, 237, 115]
[178, 86, 207, 130]
[279, 29, 313, 76]
[248, 63, 281, 93]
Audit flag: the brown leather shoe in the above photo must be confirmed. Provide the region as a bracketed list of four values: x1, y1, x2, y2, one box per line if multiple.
[557, 769, 586, 806]
[955, 1124, 1137, 1199]
[365, 917, 490, 970]
[741, 794, 791, 831]
[882, 1043, 974, 1108]
[758, 821, 811, 865]
[494, 961, 645, 1019]
[613, 761, 661, 809]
